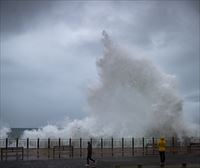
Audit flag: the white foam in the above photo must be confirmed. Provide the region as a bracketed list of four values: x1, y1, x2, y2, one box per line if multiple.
[22, 31, 190, 139]
[0, 126, 11, 138]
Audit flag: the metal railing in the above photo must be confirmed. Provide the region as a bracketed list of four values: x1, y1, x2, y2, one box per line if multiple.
[0, 137, 199, 160]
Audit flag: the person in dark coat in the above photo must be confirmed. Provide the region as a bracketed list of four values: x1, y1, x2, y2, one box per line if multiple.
[86, 141, 95, 166]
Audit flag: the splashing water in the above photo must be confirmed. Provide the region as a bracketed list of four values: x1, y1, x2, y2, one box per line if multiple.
[0, 126, 11, 138]
[22, 31, 187, 139]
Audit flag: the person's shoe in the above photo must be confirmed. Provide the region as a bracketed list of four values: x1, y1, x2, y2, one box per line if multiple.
[160, 163, 165, 167]
[85, 164, 89, 167]
[94, 160, 97, 165]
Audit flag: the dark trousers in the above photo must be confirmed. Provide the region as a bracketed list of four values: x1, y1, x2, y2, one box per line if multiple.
[159, 151, 165, 163]
[87, 154, 95, 164]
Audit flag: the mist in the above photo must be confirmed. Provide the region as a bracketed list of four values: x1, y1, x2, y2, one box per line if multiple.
[21, 31, 191, 139]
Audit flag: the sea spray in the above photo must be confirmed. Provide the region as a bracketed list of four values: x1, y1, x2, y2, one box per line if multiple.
[87, 31, 186, 137]
[0, 126, 11, 138]
[22, 31, 187, 139]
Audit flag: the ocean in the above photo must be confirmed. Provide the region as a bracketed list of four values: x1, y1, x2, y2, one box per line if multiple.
[7, 128, 36, 139]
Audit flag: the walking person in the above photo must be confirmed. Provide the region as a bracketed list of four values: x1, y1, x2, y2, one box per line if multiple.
[158, 137, 166, 166]
[86, 141, 96, 167]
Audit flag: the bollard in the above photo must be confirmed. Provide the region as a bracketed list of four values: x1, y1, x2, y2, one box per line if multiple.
[80, 138, 82, 157]
[122, 137, 124, 157]
[111, 137, 114, 157]
[58, 138, 61, 158]
[182, 163, 187, 167]
[101, 138, 103, 158]
[48, 138, 50, 158]
[27, 138, 29, 160]
[142, 137, 145, 156]
[137, 164, 143, 168]
[37, 138, 40, 159]
[132, 137, 134, 156]
[152, 137, 155, 155]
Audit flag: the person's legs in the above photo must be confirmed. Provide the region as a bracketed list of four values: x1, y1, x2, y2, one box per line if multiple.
[163, 152, 165, 163]
[161, 152, 165, 163]
[87, 155, 90, 164]
[159, 151, 162, 163]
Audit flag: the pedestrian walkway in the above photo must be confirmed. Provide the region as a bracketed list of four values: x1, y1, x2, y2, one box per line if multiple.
[0, 153, 199, 168]
[121, 165, 200, 168]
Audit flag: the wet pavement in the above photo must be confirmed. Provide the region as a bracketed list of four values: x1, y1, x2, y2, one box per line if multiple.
[0, 153, 199, 168]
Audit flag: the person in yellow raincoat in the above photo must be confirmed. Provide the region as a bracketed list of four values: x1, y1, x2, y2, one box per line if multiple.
[158, 137, 166, 165]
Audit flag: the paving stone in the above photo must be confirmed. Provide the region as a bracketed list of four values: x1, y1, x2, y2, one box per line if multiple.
[0, 153, 199, 168]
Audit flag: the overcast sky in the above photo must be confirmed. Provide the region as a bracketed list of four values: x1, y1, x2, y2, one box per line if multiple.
[0, 0, 199, 128]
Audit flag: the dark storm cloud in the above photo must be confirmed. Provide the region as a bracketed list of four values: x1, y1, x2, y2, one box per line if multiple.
[0, 0, 91, 37]
[120, 1, 198, 47]
[0, 0, 53, 35]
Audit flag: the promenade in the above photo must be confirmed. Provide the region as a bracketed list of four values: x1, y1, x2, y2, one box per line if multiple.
[0, 153, 199, 168]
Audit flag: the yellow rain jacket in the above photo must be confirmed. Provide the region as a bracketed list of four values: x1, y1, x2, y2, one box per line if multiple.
[158, 138, 166, 152]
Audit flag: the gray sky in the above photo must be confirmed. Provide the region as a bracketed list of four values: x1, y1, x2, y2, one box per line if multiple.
[0, 0, 199, 128]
